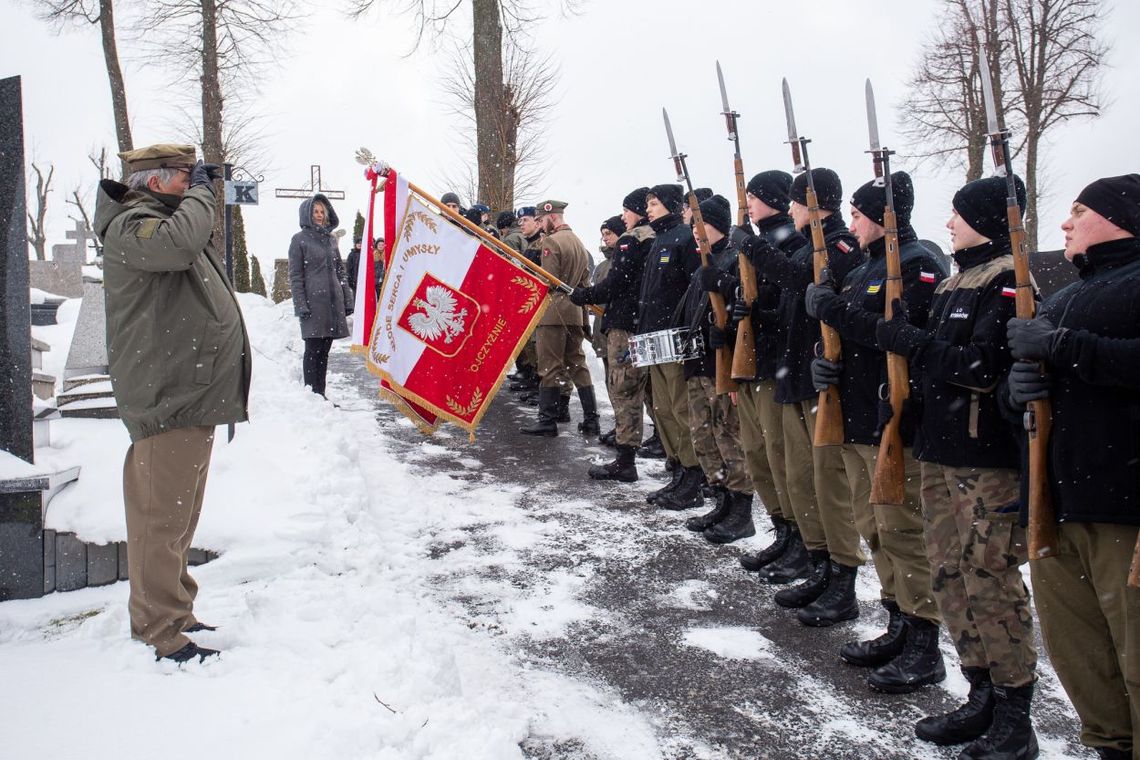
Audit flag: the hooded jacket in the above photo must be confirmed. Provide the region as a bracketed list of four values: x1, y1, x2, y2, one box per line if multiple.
[94, 181, 251, 442]
[288, 194, 350, 340]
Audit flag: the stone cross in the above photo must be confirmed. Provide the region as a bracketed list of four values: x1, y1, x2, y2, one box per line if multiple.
[274, 164, 345, 200]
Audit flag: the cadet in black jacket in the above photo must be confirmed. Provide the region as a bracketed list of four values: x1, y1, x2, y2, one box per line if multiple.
[805, 171, 949, 693]
[677, 195, 755, 543]
[748, 170, 867, 625]
[639, 184, 704, 510]
[1006, 174, 1140, 760]
[570, 188, 654, 482]
[877, 176, 1038, 758]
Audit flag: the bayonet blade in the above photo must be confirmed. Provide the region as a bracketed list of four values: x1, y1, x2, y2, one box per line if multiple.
[978, 43, 1001, 136]
[716, 60, 731, 114]
[663, 107, 679, 158]
[865, 79, 881, 153]
[781, 78, 805, 174]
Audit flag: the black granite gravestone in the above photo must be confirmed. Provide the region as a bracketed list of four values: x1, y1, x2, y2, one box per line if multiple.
[0, 75, 46, 600]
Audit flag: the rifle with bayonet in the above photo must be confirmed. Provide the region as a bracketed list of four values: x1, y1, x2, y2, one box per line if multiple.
[716, 61, 758, 381]
[663, 107, 737, 395]
[865, 79, 908, 506]
[782, 79, 844, 445]
[978, 49, 1058, 560]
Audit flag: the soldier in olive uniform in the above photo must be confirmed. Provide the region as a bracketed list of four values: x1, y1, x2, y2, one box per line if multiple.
[520, 200, 599, 437]
[510, 206, 542, 394]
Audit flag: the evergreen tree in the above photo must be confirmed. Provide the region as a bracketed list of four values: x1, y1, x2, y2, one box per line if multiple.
[232, 205, 251, 292]
[250, 254, 267, 297]
[354, 211, 365, 244]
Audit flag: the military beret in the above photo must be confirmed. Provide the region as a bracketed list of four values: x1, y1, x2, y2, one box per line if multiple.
[118, 143, 197, 174]
[516, 206, 537, 219]
[536, 200, 568, 217]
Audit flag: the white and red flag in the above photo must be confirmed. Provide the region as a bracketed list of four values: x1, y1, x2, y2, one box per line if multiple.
[366, 195, 549, 432]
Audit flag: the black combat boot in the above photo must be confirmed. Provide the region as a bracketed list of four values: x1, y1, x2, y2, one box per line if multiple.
[740, 515, 792, 572]
[686, 486, 729, 531]
[703, 491, 757, 544]
[588, 445, 638, 482]
[774, 550, 831, 608]
[957, 682, 1038, 760]
[520, 387, 560, 436]
[841, 600, 906, 667]
[509, 367, 538, 392]
[1096, 749, 1131, 759]
[658, 467, 705, 510]
[757, 524, 810, 584]
[798, 562, 860, 626]
[599, 428, 617, 447]
[638, 431, 665, 459]
[868, 615, 946, 693]
[647, 459, 683, 504]
[556, 393, 572, 423]
[577, 386, 601, 436]
[914, 667, 995, 745]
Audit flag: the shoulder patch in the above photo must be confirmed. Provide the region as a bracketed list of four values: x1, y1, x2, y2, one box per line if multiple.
[836, 240, 852, 254]
[135, 218, 160, 240]
[542, 248, 552, 257]
[1001, 286, 1017, 299]
[919, 271, 937, 284]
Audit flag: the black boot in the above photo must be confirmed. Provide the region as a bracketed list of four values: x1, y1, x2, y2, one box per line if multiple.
[841, 600, 906, 667]
[577, 386, 601, 436]
[647, 459, 683, 504]
[638, 431, 665, 459]
[740, 515, 792, 572]
[599, 428, 617, 447]
[757, 524, 810, 583]
[520, 387, 560, 436]
[686, 486, 729, 531]
[798, 562, 860, 626]
[509, 367, 538, 392]
[957, 682, 1038, 760]
[775, 550, 831, 608]
[556, 393, 571, 423]
[589, 445, 638, 482]
[915, 667, 995, 745]
[868, 615, 946, 693]
[1096, 749, 1131, 759]
[658, 467, 705, 510]
[703, 491, 756, 543]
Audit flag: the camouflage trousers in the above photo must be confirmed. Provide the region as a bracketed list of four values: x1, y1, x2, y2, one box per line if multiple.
[536, 325, 592, 390]
[605, 329, 646, 447]
[686, 376, 751, 493]
[920, 463, 1036, 687]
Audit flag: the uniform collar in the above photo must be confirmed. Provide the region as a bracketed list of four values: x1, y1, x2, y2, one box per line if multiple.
[649, 213, 680, 233]
[951, 240, 1010, 271]
[1075, 237, 1140, 278]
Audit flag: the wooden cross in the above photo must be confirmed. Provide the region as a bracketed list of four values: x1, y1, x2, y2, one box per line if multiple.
[274, 165, 345, 200]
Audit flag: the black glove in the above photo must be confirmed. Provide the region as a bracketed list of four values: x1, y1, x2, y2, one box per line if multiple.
[189, 160, 219, 193]
[810, 357, 842, 392]
[875, 299, 928, 357]
[298, 308, 311, 320]
[731, 298, 751, 324]
[569, 287, 589, 306]
[709, 324, 728, 350]
[740, 234, 773, 267]
[205, 163, 224, 181]
[804, 281, 843, 321]
[1008, 360, 1050, 408]
[1007, 317, 1061, 362]
[698, 266, 723, 293]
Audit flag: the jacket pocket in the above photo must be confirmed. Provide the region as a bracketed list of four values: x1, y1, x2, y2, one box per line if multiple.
[194, 320, 223, 385]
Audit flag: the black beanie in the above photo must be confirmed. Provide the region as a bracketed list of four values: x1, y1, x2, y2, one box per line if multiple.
[790, 168, 843, 212]
[648, 183, 685, 214]
[746, 170, 793, 214]
[441, 192, 461, 206]
[952, 175, 1026, 241]
[622, 186, 650, 218]
[600, 215, 626, 237]
[693, 187, 714, 203]
[1076, 174, 1140, 236]
[462, 207, 482, 225]
[496, 210, 515, 230]
[698, 194, 732, 235]
[851, 171, 915, 227]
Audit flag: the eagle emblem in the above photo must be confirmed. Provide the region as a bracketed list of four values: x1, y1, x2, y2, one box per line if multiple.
[408, 285, 468, 344]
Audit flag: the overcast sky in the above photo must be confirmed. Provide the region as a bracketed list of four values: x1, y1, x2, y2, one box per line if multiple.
[4, 0, 1137, 271]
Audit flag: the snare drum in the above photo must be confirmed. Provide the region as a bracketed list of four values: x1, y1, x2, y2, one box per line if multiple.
[628, 327, 705, 368]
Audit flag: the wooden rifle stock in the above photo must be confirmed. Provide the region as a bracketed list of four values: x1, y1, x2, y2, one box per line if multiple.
[808, 185, 844, 446]
[869, 206, 908, 505]
[1008, 205, 1059, 560]
[731, 155, 758, 380]
[689, 194, 736, 394]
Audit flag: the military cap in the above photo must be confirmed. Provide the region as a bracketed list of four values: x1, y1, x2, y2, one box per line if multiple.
[535, 200, 568, 217]
[516, 206, 537, 219]
[118, 143, 197, 174]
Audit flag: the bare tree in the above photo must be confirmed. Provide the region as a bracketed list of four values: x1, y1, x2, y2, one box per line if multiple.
[901, 0, 1106, 249]
[30, 0, 133, 160]
[67, 148, 114, 231]
[27, 163, 55, 261]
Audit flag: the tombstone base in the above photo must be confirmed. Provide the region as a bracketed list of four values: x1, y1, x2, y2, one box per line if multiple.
[0, 491, 44, 600]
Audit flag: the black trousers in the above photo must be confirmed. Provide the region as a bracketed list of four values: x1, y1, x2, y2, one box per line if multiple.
[303, 337, 334, 396]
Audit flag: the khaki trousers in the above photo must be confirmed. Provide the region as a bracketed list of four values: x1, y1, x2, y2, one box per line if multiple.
[920, 463, 1036, 687]
[606, 329, 646, 447]
[779, 401, 827, 552]
[536, 325, 591, 390]
[802, 401, 864, 567]
[686, 376, 751, 493]
[842, 444, 939, 623]
[124, 425, 214, 656]
[1033, 522, 1140, 756]
[736, 381, 787, 520]
[649, 362, 698, 468]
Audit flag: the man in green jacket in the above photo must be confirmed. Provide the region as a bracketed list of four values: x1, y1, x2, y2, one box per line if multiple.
[94, 143, 252, 664]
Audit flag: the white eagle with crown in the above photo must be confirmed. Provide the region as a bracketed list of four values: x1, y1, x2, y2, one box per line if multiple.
[408, 285, 468, 345]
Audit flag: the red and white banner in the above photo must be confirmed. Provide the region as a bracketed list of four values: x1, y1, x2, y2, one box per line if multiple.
[366, 195, 550, 431]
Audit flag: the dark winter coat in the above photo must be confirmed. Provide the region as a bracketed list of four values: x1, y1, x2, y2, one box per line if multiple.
[94, 181, 251, 442]
[1035, 237, 1140, 525]
[571, 221, 653, 334]
[676, 236, 737, 380]
[814, 227, 949, 445]
[289, 194, 350, 340]
[637, 214, 699, 334]
[523, 231, 544, 266]
[911, 242, 1022, 469]
[755, 214, 862, 404]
